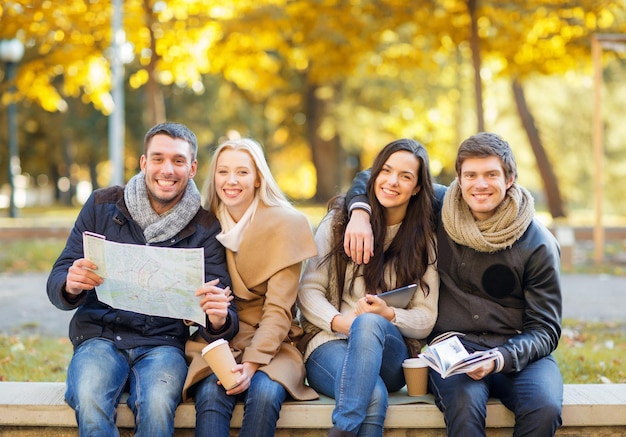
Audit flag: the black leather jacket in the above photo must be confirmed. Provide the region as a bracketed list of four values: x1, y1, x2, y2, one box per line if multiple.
[346, 170, 562, 373]
[434, 218, 562, 373]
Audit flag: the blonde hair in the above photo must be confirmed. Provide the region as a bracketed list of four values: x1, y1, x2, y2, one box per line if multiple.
[203, 138, 294, 214]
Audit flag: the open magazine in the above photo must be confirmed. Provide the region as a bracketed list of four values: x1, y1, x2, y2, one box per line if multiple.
[419, 333, 499, 379]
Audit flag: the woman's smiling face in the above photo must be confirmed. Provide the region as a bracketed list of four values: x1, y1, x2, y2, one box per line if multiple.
[374, 150, 421, 225]
[214, 148, 259, 222]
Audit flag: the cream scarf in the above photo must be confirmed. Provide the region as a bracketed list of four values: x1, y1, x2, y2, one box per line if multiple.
[216, 196, 260, 252]
[442, 179, 535, 253]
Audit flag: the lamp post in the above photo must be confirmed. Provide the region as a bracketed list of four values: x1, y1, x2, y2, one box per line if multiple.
[109, 0, 127, 187]
[0, 38, 25, 218]
[591, 33, 626, 265]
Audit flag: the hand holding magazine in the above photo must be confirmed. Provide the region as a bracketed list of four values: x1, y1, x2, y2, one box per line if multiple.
[419, 333, 499, 379]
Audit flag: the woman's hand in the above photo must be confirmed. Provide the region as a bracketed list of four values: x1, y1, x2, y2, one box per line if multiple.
[224, 362, 260, 395]
[195, 279, 233, 330]
[330, 312, 357, 335]
[354, 294, 396, 321]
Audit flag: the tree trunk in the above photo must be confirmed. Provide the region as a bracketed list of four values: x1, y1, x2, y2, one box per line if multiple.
[512, 78, 566, 218]
[467, 0, 485, 132]
[143, 0, 166, 126]
[305, 82, 342, 203]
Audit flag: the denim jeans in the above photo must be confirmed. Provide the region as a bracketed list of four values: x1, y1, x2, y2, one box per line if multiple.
[65, 337, 187, 437]
[305, 313, 409, 437]
[429, 354, 563, 437]
[194, 369, 287, 437]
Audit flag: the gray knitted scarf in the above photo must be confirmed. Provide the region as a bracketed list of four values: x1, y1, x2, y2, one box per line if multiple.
[442, 179, 535, 253]
[124, 172, 201, 243]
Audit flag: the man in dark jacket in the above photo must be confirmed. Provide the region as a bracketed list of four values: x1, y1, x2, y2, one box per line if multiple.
[47, 122, 237, 437]
[343, 132, 563, 437]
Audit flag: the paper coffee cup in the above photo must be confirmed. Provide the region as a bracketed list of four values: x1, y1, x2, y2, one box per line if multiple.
[201, 339, 240, 390]
[402, 357, 429, 396]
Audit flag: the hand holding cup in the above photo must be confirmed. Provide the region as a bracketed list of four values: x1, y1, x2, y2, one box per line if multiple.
[202, 339, 241, 390]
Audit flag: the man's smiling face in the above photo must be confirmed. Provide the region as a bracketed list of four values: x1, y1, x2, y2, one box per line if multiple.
[459, 156, 514, 221]
[140, 134, 197, 215]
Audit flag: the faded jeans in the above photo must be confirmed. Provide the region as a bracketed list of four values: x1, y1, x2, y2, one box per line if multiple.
[305, 313, 408, 437]
[429, 354, 563, 437]
[65, 337, 187, 437]
[193, 369, 287, 437]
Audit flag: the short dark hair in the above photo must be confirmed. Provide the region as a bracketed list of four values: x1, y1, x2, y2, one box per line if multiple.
[455, 132, 517, 182]
[144, 122, 198, 161]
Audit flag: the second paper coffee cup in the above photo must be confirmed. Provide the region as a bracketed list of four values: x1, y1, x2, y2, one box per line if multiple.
[402, 357, 429, 396]
[202, 339, 240, 390]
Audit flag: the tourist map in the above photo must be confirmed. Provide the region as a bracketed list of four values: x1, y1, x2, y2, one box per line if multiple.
[82, 232, 206, 326]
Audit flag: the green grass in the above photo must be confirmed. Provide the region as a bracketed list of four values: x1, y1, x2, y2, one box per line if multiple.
[0, 239, 66, 273]
[554, 320, 626, 384]
[0, 335, 72, 382]
[1, 320, 624, 383]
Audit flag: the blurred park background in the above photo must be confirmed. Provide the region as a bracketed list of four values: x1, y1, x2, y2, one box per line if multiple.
[1, 1, 626, 384]
[1, 1, 626, 261]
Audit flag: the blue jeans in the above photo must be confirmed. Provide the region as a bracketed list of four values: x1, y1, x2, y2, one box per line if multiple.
[65, 337, 187, 437]
[194, 369, 287, 437]
[305, 313, 408, 437]
[429, 354, 563, 437]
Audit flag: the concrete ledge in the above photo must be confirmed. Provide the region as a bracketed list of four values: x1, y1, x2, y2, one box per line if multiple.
[1, 382, 625, 435]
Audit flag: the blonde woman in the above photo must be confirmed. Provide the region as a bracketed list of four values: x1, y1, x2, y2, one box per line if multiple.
[182, 138, 318, 437]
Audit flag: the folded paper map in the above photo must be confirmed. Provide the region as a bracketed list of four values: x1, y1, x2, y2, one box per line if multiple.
[83, 231, 206, 326]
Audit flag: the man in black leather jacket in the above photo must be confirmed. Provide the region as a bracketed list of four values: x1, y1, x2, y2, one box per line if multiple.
[47, 122, 237, 437]
[344, 132, 563, 437]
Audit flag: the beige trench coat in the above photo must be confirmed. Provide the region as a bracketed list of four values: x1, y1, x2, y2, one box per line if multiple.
[183, 203, 318, 402]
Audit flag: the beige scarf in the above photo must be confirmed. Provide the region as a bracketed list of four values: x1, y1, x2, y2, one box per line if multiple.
[215, 196, 260, 252]
[442, 179, 535, 253]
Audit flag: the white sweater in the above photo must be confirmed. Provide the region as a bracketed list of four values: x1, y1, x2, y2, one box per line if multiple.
[297, 212, 439, 361]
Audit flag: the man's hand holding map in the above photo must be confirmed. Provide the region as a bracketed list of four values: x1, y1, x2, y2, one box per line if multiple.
[83, 231, 207, 326]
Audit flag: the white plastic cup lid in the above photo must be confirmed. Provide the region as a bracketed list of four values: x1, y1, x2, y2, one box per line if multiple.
[402, 357, 428, 368]
[202, 338, 228, 355]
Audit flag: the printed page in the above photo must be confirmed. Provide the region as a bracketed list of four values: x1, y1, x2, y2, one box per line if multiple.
[83, 232, 206, 326]
[444, 350, 498, 377]
[429, 335, 470, 372]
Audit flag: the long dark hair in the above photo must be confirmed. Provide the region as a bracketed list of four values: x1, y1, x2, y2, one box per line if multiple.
[322, 138, 436, 300]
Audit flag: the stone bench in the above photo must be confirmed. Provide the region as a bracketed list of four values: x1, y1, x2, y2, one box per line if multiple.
[1, 382, 625, 436]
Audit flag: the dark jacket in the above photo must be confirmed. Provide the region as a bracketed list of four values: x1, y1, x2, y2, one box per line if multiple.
[434, 218, 562, 373]
[47, 186, 236, 351]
